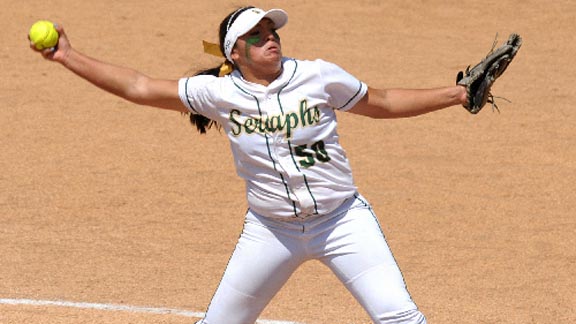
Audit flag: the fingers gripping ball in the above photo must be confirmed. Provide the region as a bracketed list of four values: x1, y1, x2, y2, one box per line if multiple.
[29, 20, 59, 50]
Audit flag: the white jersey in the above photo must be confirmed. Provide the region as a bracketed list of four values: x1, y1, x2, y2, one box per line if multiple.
[178, 58, 368, 218]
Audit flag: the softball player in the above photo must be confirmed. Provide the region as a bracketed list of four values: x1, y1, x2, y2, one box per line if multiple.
[31, 6, 467, 324]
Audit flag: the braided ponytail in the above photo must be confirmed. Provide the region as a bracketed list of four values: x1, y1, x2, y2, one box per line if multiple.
[186, 67, 221, 134]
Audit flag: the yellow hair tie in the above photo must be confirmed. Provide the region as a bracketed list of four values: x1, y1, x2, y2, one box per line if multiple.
[202, 40, 224, 58]
[202, 40, 233, 76]
[218, 62, 234, 77]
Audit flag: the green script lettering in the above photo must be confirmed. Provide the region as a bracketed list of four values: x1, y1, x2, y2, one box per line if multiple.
[228, 100, 320, 137]
[230, 109, 243, 136]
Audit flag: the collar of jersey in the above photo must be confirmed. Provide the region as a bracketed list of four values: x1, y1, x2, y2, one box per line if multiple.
[231, 57, 296, 93]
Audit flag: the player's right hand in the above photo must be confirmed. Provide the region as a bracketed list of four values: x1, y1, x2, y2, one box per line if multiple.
[28, 23, 71, 63]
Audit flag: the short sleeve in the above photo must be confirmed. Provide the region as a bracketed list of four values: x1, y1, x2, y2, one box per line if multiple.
[178, 75, 222, 121]
[317, 60, 368, 111]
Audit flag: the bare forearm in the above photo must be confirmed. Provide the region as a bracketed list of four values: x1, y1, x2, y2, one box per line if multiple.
[351, 86, 466, 119]
[380, 87, 465, 117]
[33, 24, 184, 111]
[60, 48, 149, 103]
[57, 48, 184, 111]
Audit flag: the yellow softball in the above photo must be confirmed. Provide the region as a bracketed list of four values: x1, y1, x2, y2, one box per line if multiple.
[29, 20, 59, 50]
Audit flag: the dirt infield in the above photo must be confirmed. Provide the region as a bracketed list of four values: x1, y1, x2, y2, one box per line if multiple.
[1, 0, 575, 323]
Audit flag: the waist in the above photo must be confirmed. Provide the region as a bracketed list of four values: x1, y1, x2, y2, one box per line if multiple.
[246, 192, 371, 232]
[247, 188, 361, 219]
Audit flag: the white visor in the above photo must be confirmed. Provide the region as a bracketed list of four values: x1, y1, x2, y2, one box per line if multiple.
[224, 8, 288, 62]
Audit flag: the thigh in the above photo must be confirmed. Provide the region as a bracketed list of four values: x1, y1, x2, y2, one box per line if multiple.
[201, 212, 304, 324]
[317, 199, 424, 323]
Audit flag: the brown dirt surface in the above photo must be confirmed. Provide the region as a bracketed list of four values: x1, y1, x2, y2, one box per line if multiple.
[2, 0, 575, 323]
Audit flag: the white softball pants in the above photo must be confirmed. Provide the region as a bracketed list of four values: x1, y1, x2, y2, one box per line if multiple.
[198, 194, 426, 324]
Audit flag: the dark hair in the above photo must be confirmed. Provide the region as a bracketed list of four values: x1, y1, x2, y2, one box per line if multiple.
[186, 6, 256, 134]
[187, 67, 221, 134]
[218, 6, 256, 58]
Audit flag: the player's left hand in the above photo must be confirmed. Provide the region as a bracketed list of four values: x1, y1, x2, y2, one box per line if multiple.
[457, 33, 522, 114]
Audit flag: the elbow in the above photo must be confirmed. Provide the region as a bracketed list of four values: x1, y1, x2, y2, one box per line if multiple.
[124, 75, 152, 105]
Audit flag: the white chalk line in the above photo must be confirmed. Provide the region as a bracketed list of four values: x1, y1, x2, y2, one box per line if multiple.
[0, 298, 304, 324]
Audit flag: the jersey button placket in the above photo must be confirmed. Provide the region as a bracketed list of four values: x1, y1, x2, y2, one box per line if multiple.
[283, 152, 315, 215]
[268, 92, 314, 216]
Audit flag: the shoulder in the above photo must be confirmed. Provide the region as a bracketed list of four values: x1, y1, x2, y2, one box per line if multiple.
[178, 74, 233, 113]
[294, 58, 353, 78]
[288, 57, 338, 70]
[179, 73, 234, 95]
[281, 57, 345, 82]
[181, 74, 220, 86]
